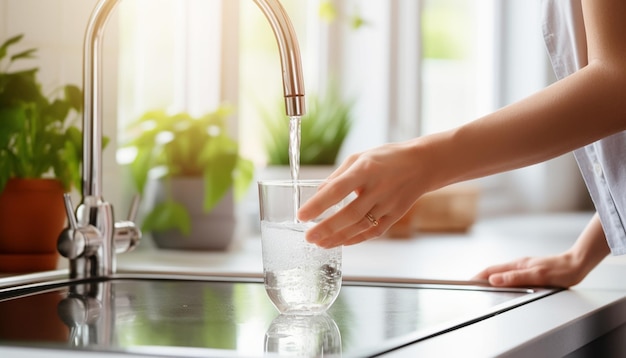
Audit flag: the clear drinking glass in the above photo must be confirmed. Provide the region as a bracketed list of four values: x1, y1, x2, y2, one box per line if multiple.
[258, 180, 343, 315]
[264, 313, 342, 357]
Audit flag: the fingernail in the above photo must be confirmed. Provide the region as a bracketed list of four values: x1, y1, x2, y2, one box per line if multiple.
[489, 275, 504, 286]
[297, 209, 309, 222]
[317, 241, 334, 249]
[307, 232, 320, 243]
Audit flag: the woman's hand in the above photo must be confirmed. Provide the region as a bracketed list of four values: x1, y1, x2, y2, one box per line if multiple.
[473, 254, 587, 288]
[297, 140, 428, 248]
[474, 213, 610, 288]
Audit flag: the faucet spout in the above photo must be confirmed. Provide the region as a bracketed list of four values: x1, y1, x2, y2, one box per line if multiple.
[253, 0, 306, 117]
[61, 0, 307, 280]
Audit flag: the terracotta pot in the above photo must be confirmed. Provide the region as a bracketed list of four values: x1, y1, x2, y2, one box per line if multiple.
[0, 178, 66, 273]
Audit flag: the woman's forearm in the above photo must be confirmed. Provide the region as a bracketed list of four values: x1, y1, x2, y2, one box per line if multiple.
[419, 60, 626, 190]
[416, 0, 626, 190]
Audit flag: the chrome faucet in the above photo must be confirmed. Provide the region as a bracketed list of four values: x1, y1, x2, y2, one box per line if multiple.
[57, 0, 306, 280]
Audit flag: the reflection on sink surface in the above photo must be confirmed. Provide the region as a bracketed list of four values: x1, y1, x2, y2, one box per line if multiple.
[0, 273, 556, 357]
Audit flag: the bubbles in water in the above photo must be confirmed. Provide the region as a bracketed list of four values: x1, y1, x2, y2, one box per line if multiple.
[261, 221, 342, 314]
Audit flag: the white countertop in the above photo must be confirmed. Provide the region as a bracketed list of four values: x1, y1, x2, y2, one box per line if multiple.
[4, 212, 626, 357]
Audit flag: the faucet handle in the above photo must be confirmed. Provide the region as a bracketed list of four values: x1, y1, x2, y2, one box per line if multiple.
[63, 193, 79, 230]
[114, 194, 142, 254]
[58, 193, 101, 260]
[58, 193, 84, 259]
[126, 194, 140, 222]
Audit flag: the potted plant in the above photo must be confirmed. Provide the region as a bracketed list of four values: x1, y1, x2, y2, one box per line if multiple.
[0, 34, 86, 273]
[260, 82, 354, 179]
[123, 106, 254, 250]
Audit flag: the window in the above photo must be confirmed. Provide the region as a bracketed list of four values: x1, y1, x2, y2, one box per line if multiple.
[118, 0, 499, 163]
[117, 0, 224, 135]
[118, 0, 587, 217]
[420, 0, 497, 134]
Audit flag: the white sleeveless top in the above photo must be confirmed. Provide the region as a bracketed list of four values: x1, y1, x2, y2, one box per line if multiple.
[542, 0, 626, 254]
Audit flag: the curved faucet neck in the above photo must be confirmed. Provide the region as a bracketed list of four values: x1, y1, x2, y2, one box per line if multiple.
[82, 0, 306, 199]
[252, 0, 306, 117]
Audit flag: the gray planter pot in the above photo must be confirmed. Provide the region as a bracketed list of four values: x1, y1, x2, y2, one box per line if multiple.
[147, 177, 235, 251]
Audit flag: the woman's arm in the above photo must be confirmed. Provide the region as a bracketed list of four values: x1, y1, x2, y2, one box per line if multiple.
[473, 213, 610, 288]
[299, 0, 626, 248]
[428, 0, 626, 187]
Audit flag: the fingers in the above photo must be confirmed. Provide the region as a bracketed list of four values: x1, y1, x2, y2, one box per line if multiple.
[299, 178, 415, 248]
[297, 173, 361, 223]
[303, 176, 410, 248]
[473, 260, 528, 281]
[314, 213, 390, 248]
[473, 256, 577, 288]
[486, 268, 545, 287]
[326, 153, 358, 181]
[303, 197, 384, 248]
[297, 146, 421, 248]
[298, 152, 371, 223]
[316, 157, 355, 192]
[472, 259, 539, 287]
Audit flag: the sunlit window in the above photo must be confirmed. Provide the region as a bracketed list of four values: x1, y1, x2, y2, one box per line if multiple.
[118, 0, 497, 165]
[118, 0, 577, 215]
[421, 0, 496, 134]
[117, 0, 223, 143]
[239, 0, 499, 163]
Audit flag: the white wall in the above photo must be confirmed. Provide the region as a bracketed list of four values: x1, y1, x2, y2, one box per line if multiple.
[0, 0, 122, 210]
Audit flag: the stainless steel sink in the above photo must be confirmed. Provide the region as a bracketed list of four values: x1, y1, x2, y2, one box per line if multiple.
[0, 272, 557, 357]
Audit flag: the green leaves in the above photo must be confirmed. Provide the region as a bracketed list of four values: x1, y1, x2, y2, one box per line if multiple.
[123, 107, 254, 236]
[0, 34, 87, 193]
[0, 34, 25, 63]
[63, 84, 83, 111]
[262, 82, 354, 166]
[141, 201, 192, 236]
[234, 157, 254, 201]
[318, 1, 368, 30]
[319, 1, 338, 22]
[201, 135, 238, 211]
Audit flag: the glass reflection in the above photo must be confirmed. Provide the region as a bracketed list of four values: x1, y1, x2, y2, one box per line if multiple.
[265, 313, 341, 357]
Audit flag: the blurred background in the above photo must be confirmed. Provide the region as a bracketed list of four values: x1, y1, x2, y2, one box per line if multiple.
[0, 0, 591, 237]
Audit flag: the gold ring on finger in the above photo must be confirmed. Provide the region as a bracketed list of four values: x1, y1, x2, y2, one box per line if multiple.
[365, 212, 379, 227]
